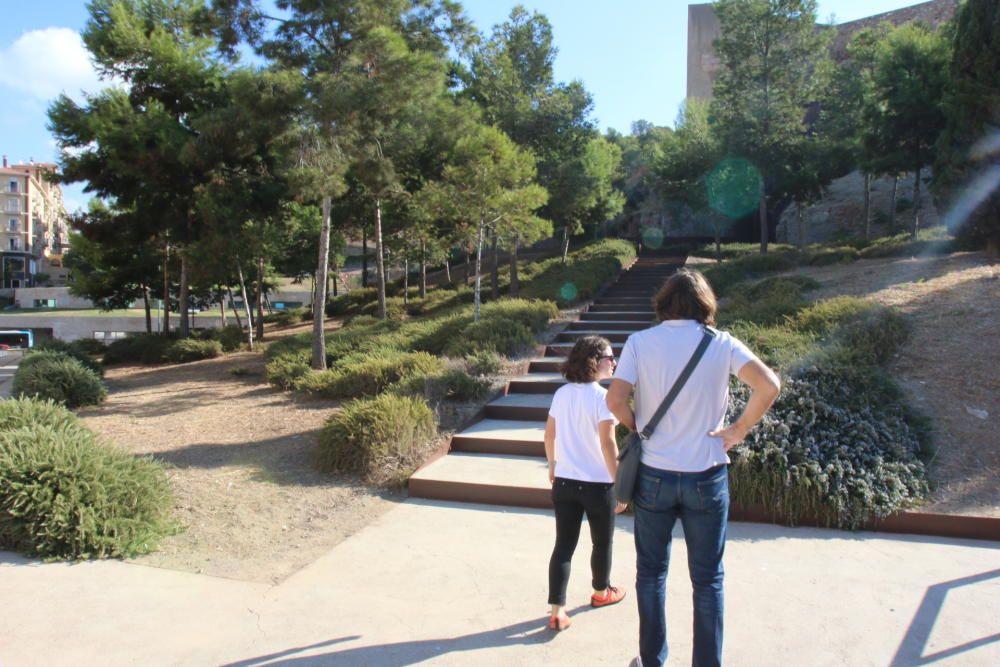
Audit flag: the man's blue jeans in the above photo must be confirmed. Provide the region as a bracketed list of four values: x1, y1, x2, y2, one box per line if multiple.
[633, 462, 729, 667]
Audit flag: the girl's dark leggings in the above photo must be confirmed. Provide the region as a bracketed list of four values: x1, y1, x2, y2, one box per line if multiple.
[548, 477, 616, 606]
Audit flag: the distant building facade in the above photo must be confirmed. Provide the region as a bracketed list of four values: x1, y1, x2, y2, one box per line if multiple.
[686, 0, 960, 102]
[0, 155, 70, 293]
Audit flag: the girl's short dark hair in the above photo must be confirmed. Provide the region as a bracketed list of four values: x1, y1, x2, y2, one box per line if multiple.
[560, 335, 612, 383]
[653, 268, 717, 325]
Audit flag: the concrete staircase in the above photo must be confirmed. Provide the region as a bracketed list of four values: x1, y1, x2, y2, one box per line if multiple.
[409, 255, 684, 509]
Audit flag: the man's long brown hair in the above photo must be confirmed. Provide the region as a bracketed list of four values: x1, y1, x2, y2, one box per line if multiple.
[653, 268, 717, 325]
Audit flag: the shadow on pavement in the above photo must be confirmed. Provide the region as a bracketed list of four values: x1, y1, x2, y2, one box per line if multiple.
[889, 568, 1000, 666]
[218, 611, 578, 667]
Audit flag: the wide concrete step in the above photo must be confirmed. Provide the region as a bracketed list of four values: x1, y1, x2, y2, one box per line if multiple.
[484, 393, 552, 420]
[545, 342, 624, 357]
[587, 304, 654, 313]
[450, 418, 546, 456]
[580, 312, 654, 322]
[528, 357, 562, 373]
[567, 320, 650, 331]
[409, 453, 552, 509]
[508, 373, 612, 394]
[557, 330, 631, 343]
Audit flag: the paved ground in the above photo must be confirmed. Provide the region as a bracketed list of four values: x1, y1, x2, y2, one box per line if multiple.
[0, 349, 22, 398]
[1, 499, 998, 666]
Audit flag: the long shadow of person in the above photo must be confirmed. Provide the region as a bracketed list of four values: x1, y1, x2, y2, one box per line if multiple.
[220, 605, 595, 667]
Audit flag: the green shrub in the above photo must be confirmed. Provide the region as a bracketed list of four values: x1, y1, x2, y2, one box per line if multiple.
[727, 322, 819, 370]
[31, 339, 104, 377]
[0, 397, 81, 431]
[481, 298, 558, 332]
[229, 366, 249, 377]
[217, 325, 246, 352]
[164, 339, 222, 363]
[69, 338, 108, 356]
[823, 306, 909, 367]
[806, 246, 860, 266]
[728, 367, 927, 529]
[719, 275, 820, 327]
[315, 393, 437, 484]
[265, 349, 312, 389]
[791, 296, 875, 334]
[325, 288, 377, 317]
[266, 307, 310, 327]
[690, 242, 799, 260]
[701, 252, 798, 297]
[102, 333, 171, 365]
[445, 319, 535, 357]
[393, 368, 493, 402]
[520, 239, 636, 306]
[360, 296, 408, 321]
[12, 352, 107, 408]
[295, 351, 445, 399]
[465, 350, 504, 376]
[0, 402, 176, 559]
[857, 229, 956, 258]
[344, 314, 379, 328]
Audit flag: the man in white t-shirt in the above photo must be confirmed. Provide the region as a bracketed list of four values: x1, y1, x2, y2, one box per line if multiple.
[607, 268, 780, 667]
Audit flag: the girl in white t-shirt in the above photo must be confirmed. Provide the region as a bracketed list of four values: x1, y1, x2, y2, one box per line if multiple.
[544, 335, 627, 631]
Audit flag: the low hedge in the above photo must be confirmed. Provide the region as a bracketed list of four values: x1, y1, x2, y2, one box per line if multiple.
[102, 334, 172, 365]
[12, 352, 107, 408]
[315, 393, 437, 484]
[103, 334, 224, 365]
[294, 351, 445, 399]
[163, 339, 222, 363]
[520, 239, 636, 306]
[31, 339, 104, 377]
[0, 398, 176, 559]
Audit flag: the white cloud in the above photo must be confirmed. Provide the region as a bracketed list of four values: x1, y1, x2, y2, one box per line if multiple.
[0, 27, 109, 103]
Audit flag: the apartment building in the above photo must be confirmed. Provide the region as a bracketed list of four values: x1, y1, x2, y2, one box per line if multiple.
[0, 155, 70, 292]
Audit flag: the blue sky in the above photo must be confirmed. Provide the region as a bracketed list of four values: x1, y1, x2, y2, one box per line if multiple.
[0, 0, 926, 211]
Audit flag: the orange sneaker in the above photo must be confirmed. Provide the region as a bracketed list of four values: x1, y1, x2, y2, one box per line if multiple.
[591, 586, 626, 608]
[548, 614, 571, 631]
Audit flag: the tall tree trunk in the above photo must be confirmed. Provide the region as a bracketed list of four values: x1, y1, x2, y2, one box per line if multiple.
[419, 239, 427, 298]
[889, 175, 899, 232]
[758, 181, 769, 254]
[311, 196, 331, 369]
[862, 172, 872, 240]
[162, 242, 170, 336]
[218, 287, 227, 328]
[490, 229, 499, 299]
[236, 257, 254, 351]
[255, 256, 265, 343]
[560, 226, 570, 263]
[444, 257, 451, 285]
[361, 227, 369, 288]
[142, 285, 152, 334]
[383, 247, 390, 294]
[226, 285, 242, 329]
[331, 254, 339, 297]
[509, 235, 520, 298]
[796, 202, 805, 247]
[911, 166, 921, 239]
[473, 219, 485, 322]
[403, 258, 409, 306]
[179, 251, 190, 337]
[374, 198, 387, 320]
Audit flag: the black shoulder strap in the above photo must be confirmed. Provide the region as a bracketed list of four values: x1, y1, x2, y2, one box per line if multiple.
[639, 326, 716, 440]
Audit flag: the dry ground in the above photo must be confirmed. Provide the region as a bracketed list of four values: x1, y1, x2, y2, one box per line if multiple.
[793, 251, 1000, 517]
[76, 252, 998, 584]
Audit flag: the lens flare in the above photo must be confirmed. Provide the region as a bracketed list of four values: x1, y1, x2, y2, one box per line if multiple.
[559, 282, 578, 302]
[641, 226, 665, 249]
[706, 157, 762, 219]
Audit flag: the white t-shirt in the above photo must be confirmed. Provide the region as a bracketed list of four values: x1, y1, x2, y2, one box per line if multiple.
[612, 319, 758, 472]
[548, 382, 619, 483]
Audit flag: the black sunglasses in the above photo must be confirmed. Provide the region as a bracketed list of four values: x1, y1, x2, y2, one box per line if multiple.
[596, 354, 616, 362]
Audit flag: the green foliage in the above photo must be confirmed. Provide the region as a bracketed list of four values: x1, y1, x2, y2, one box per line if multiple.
[216, 325, 246, 352]
[719, 275, 819, 326]
[229, 366, 249, 377]
[0, 398, 175, 559]
[295, 351, 445, 399]
[856, 229, 956, 258]
[520, 239, 636, 305]
[316, 393, 437, 485]
[360, 296, 408, 321]
[265, 307, 310, 327]
[164, 339, 222, 363]
[12, 352, 107, 409]
[326, 288, 378, 317]
[102, 334, 172, 365]
[465, 350, 504, 376]
[700, 252, 798, 297]
[933, 0, 1000, 250]
[445, 319, 534, 357]
[265, 349, 312, 389]
[728, 368, 927, 529]
[32, 339, 104, 377]
[806, 246, 860, 266]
